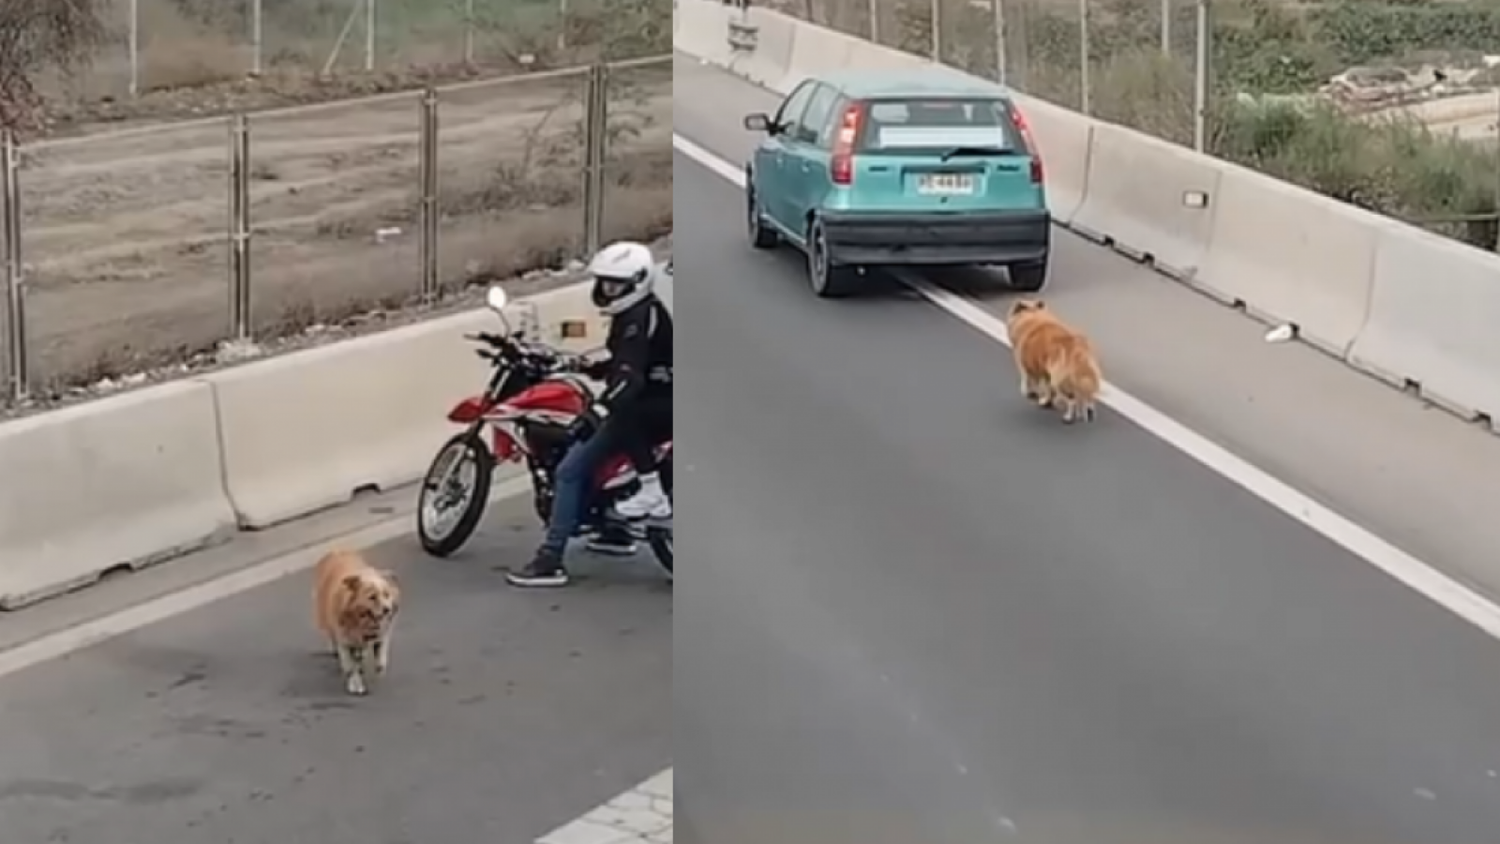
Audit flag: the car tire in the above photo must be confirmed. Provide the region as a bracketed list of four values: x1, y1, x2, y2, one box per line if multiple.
[807, 218, 858, 298]
[747, 183, 779, 249]
[1008, 258, 1049, 292]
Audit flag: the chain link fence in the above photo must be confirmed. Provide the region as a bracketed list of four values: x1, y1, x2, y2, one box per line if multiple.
[55, 0, 668, 101]
[0, 54, 671, 406]
[768, 0, 1500, 250]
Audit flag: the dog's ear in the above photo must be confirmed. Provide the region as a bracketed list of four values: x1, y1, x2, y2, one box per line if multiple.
[341, 573, 363, 592]
[379, 569, 400, 588]
[1007, 299, 1037, 318]
[1032, 299, 1047, 310]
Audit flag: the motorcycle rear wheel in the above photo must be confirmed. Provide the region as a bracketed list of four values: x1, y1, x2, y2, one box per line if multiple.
[417, 431, 494, 558]
[646, 456, 674, 575]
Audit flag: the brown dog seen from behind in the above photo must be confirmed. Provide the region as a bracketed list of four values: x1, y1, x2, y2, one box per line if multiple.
[313, 549, 402, 696]
[1005, 299, 1102, 424]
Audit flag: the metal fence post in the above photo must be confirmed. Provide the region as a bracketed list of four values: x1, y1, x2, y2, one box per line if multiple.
[228, 115, 252, 342]
[1192, 0, 1210, 152]
[581, 63, 609, 257]
[464, 0, 475, 64]
[1161, 0, 1171, 53]
[868, 0, 879, 43]
[930, 0, 941, 60]
[992, 0, 1007, 85]
[365, 0, 378, 72]
[251, 0, 264, 76]
[1078, 0, 1091, 115]
[2, 132, 28, 404]
[129, 0, 141, 97]
[419, 88, 440, 302]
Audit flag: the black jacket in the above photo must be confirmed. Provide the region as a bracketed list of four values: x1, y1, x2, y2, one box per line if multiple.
[593, 294, 673, 415]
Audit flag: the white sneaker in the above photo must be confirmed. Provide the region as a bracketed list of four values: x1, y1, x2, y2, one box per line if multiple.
[614, 473, 673, 520]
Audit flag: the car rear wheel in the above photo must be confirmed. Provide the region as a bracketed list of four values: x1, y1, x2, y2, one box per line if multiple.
[807, 218, 858, 298]
[1008, 259, 1049, 292]
[747, 184, 779, 249]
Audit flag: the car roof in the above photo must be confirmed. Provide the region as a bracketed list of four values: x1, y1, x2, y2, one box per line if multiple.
[815, 67, 1013, 100]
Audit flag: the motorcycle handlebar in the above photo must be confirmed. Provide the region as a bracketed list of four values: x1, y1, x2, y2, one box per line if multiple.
[463, 331, 508, 347]
[468, 330, 589, 374]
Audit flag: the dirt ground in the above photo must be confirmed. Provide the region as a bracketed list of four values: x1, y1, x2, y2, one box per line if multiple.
[4, 63, 672, 394]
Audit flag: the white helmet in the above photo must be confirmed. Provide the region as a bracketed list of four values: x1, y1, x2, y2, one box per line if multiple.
[586, 241, 656, 316]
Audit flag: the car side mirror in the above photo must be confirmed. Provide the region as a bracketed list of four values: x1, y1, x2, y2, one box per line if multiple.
[744, 113, 773, 133]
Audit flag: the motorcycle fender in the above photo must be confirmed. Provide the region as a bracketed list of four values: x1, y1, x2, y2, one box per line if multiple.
[447, 395, 495, 424]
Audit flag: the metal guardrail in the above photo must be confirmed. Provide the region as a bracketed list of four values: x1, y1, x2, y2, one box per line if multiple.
[0, 55, 669, 405]
[1, 135, 23, 404]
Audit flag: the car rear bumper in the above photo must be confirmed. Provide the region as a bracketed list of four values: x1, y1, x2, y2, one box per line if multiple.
[820, 209, 1050, 266]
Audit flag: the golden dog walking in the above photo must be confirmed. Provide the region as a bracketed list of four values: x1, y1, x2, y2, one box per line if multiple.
[1005, 299, 1102, 424]
[313, 549, 402, 696]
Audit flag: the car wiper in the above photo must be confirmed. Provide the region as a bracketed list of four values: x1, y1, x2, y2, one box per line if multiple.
[938, 145, 1015, 161]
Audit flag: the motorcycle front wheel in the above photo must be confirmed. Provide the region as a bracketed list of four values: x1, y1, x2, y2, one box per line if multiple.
[417, 431, 494, 557]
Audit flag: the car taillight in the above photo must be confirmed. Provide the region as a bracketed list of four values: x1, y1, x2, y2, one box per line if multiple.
[830, 102, 864, 186]
[1010, 105, 1044, 185]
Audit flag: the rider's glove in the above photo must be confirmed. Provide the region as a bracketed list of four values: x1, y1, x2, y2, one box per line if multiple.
[580, 358, 610, 381]
[565, 404, 605, 443]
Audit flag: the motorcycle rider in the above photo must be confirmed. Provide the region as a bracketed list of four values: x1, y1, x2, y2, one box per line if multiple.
[505, 241, 674, 588]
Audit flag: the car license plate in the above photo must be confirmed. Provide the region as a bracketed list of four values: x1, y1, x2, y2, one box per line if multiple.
[918, 173, 976, 195]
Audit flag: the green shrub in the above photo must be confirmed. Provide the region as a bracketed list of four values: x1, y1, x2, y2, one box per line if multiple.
[1214, 102, 1500, 249]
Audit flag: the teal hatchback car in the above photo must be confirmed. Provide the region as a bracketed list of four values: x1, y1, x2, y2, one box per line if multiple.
[742, 67, 1051, 297]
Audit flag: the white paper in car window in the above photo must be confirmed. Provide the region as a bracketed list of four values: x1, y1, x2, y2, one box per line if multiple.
[873, 126, 1010, 149]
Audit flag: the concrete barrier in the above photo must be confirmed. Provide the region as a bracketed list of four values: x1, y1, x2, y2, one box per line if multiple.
[207, 310, 498, 529]
[0, 281, 599, 609]
[838, 30, 935, 74]
[1349, 226, 1500, 424]
[727, 8, 799, 92]
[1011, 94, 1094, 225]
[208, 284, 604, 530]
[1070, 123, 1221, 281]
[0, 382, 236, 610]
[782, 22, 862, 86]
[1197, 164, 1384, 356]
[673, 0, 734, 66]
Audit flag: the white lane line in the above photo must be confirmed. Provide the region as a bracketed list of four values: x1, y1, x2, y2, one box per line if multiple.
[0, 475, 534, 681]
[672, 131, 1500, 644]
[536, 767, 673, 844]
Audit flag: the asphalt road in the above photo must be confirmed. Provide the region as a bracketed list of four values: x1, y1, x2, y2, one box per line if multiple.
[673, 151, 1500, 843]
[0, 494, 671, 844]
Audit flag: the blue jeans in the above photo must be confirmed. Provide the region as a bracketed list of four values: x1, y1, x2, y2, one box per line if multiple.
[538, 417, 622, 555]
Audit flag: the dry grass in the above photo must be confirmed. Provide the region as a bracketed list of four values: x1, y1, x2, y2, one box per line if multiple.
[40, 0, 661, 115]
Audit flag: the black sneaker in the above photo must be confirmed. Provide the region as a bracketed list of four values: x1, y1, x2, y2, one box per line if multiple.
[586, 525, 639, 557]
[505, 549, 570, 587]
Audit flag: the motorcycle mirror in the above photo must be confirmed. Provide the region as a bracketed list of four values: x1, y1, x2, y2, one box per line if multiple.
[485, 285, 509, 313]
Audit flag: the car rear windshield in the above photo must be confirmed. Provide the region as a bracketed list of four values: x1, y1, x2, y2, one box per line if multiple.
[856, 97, 1023, 155]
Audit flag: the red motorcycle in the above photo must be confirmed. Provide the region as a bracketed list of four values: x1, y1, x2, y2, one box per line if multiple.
[416, 286, 673, 572]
